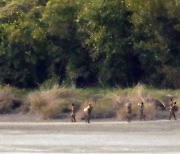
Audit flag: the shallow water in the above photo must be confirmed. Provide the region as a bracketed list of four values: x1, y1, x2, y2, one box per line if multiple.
[0, 120, 179, 153]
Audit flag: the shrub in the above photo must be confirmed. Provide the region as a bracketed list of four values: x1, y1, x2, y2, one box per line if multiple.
[28, 85, 83, 119]
[0, 85, 23, 114]
[92, 98, 116, 119]
[114, 84, 158, 120]
[77, 97, 116, 120]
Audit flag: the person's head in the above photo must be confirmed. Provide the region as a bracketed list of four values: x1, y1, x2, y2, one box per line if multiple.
[141, 102, 144, 105]
[72, 103, 75, 106]
[174, 102, 176, 105]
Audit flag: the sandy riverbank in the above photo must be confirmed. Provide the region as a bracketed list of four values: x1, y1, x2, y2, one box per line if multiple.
[0, 119, 179, 153]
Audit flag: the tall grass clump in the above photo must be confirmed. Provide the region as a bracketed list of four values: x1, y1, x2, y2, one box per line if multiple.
[93, 97, 116, 118]
[110, 84, 160, 120]
[28, 85, 83, 119]
[77, 84, 175, 120]
[77, 97, 116, 120]
[0, 85, 23, 114]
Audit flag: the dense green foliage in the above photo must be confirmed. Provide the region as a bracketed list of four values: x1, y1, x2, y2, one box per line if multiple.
[0, 0, 179, 88]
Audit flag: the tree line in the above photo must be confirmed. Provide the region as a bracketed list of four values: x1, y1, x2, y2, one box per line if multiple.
[0, 0, 179, 88]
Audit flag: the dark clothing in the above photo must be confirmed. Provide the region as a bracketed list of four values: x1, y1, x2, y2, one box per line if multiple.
[126, 104, 132, 122]
[86, 113, 91, 123]
[127, 105, 132, 114]
[139, 103, 145, 120]
[85, 105, 93, 123]
[71, 106, 76, 122]
[169, 111, 176, 120]
[169, 104, 177, 120]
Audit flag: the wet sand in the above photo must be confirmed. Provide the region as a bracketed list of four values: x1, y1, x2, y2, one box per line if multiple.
[0, 120, 180, 153]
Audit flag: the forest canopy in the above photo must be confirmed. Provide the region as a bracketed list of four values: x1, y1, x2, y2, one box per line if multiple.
[0, 0, 179, 88]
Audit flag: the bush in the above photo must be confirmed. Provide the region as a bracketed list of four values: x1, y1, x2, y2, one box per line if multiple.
[28, 85, 83, 119]
[93, 98, 116, 119]
[0, 85, 23, 114]
[77, 96, 116, 120]
[113, 84, 158, 120]
[0, 83, 177, 120]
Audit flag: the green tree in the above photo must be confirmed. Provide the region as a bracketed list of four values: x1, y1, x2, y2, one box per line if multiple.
[77, 0, 143, 86]
[0, 0, 49, 87]
[128, 0, 180, 88]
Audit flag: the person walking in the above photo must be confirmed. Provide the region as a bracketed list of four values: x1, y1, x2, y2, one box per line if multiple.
[126, 102, 132, 122]
[169, 101, 178, 120]
[84, 103, 93, 123]
[71, 103, 76, 122]
[139, 102, 145, 121]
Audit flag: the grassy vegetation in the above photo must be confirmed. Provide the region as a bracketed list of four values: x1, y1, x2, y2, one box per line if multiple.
[0, 84, 179, 120]
[0, 85, 28, 114]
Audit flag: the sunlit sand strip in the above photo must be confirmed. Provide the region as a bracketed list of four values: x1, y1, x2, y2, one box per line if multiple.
[0, 119, 177, 126]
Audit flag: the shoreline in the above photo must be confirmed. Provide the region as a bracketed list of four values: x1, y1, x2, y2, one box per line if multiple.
[0, 113, 178, 123]
[0, 117, 179, 153]
[0, 119, 178, 124]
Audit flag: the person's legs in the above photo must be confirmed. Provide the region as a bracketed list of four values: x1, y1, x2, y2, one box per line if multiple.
[140, 111, 145, 121]
[71, 114, 76, 122]
[127, 113, 131, 122]
[87, 114, 90, 123]
[71, 115, 73, 122]
[85, 114, 88, 122]
[169, 112, 172, 120]
[73, 115, 76, 122]
[140, 112, 142, 121]
[140, 114, 142, 120]
[143, 114, 146, 120]
[172, 112, 176, 120]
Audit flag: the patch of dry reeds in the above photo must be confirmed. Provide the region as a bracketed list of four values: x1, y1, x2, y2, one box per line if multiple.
[110, 84, 158, 120]
[0, 85, 23, 113]
[28, 85, 83, 119]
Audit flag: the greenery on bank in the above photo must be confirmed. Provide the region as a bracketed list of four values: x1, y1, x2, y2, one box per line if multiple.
[0, 0, 179, 88]
[0, 84, 179, 120]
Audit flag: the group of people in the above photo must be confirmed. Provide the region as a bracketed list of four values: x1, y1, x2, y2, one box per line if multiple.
[71, 103, 93, 123]
[70, 99, 178, 123]
[126, 102, 145, 122]
[126, 99, 178, 122]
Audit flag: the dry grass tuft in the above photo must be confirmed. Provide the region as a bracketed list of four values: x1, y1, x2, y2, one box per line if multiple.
[77, 97, 116, 120]
[29, 85, 64, 119]
[0, 85, 23, 114]
[93, 98, 115, 119]
[111, 84, 159, 120]
[0, 84, 178, 120]
[77, 84, 173, 121]
[28, 85, 83, 119]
